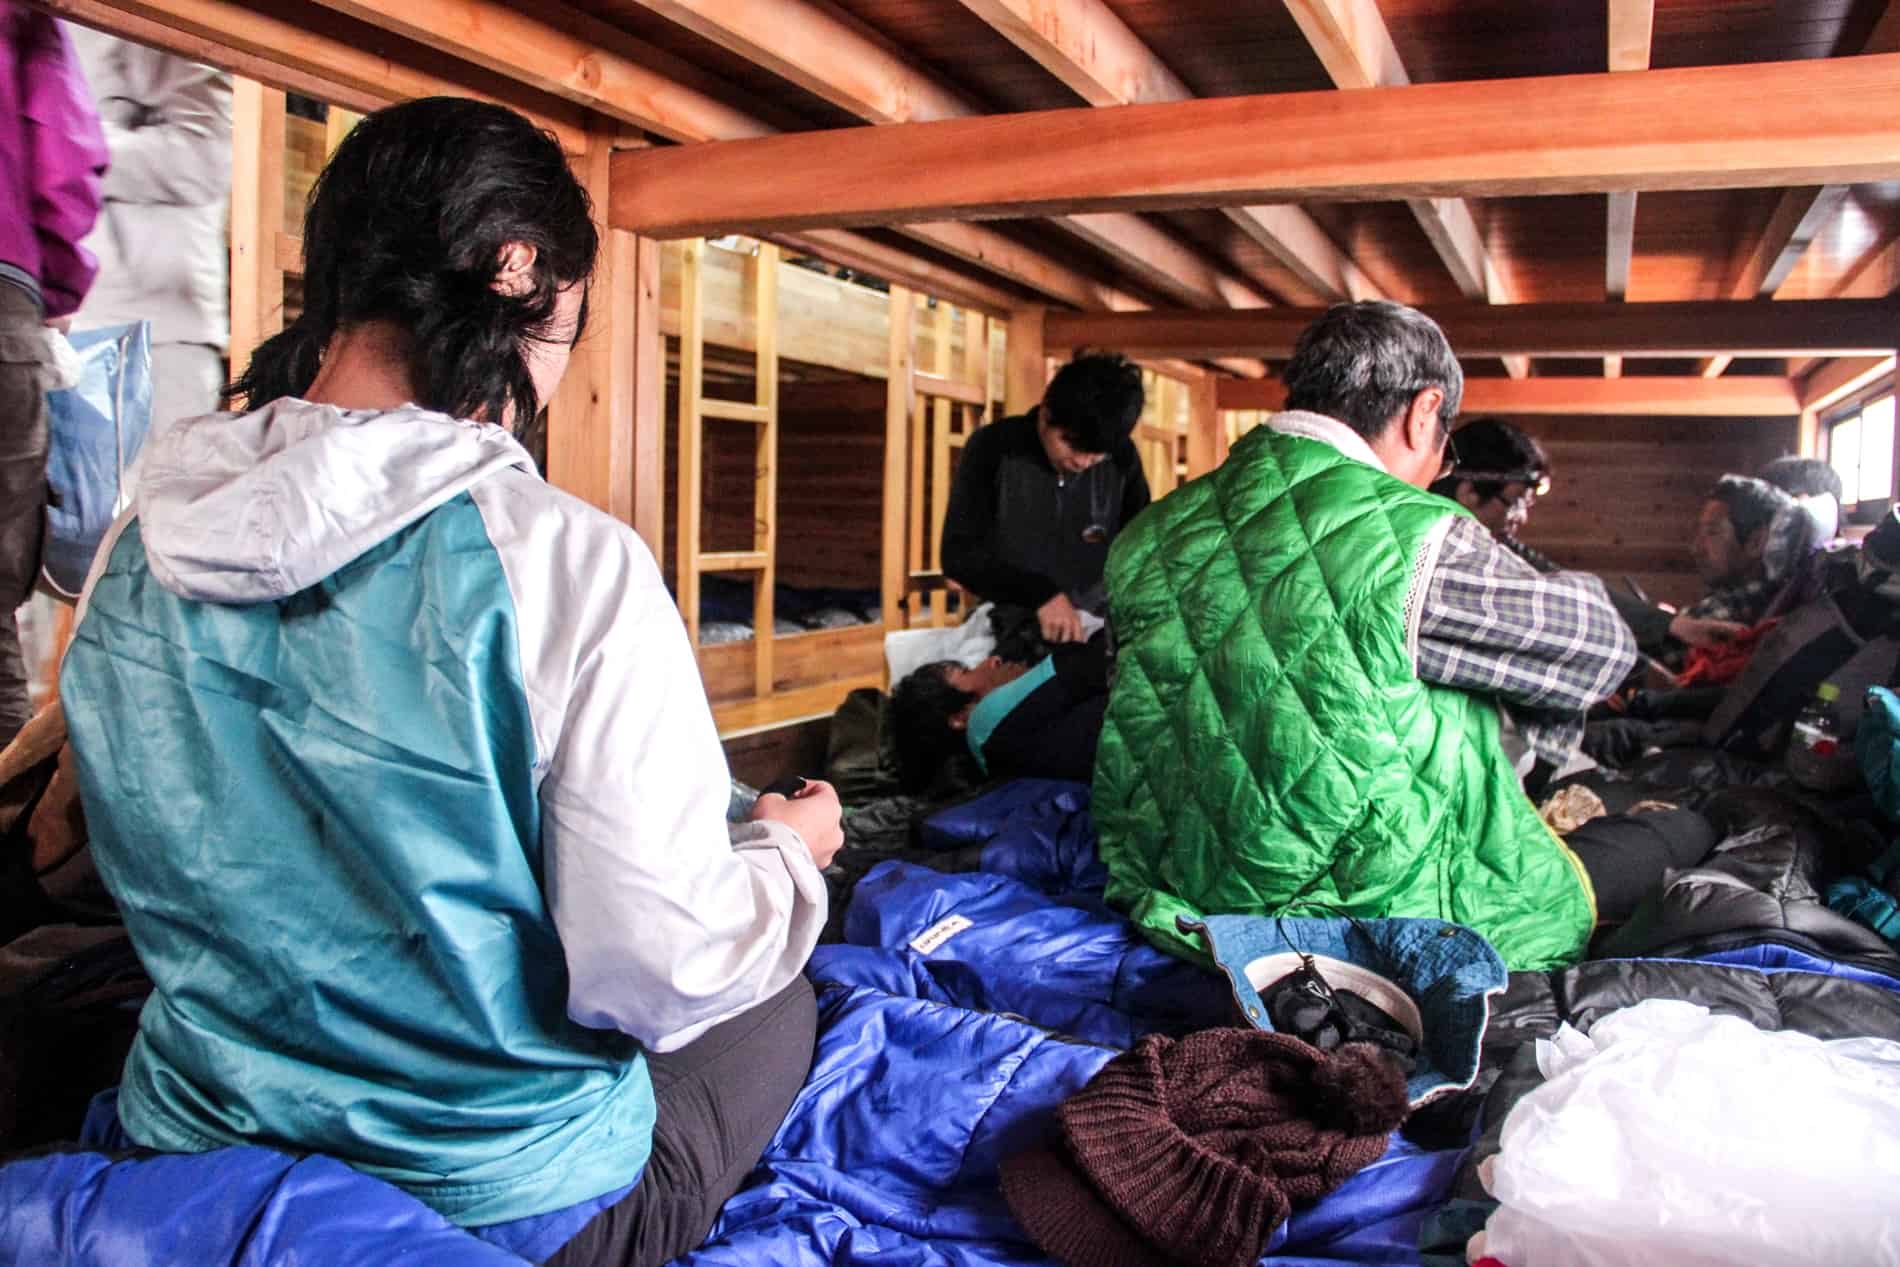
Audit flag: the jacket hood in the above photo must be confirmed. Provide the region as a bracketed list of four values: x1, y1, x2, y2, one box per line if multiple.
[135, 398, 533, 603]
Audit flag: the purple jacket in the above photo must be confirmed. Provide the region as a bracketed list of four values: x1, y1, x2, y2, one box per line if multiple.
[1, 4, 107, 318]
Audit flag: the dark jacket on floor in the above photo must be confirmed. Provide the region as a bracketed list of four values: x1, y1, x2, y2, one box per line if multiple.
[971, 640, 1111, 784]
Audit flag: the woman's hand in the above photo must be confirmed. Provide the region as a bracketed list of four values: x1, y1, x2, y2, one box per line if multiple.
[750, 779, 844, 869]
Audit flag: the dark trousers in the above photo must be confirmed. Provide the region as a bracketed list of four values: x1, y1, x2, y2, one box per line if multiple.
[544, 975, 817, 1267]
[1564, 808, 1717, 925]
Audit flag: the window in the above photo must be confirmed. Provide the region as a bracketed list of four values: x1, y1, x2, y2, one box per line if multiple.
[1829, 391, 1895, 514]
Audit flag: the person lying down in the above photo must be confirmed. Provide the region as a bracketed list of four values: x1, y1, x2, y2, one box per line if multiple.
[890, 635, 1110, 788]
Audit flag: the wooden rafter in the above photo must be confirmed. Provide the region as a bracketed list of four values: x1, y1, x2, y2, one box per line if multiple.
[1281, 0, 1527, 377]
[617, 0, 1270, 313]
[1699, 6, 1900, 378]
[767, 230, 1021, 317]
[953, 0, 1379, 306]
[271, 0, 1248, 346]
[1698, 186, 1856, 377]
[610, 56, 1900, 236]
[1217, 376, 1802, 417]
[1044, 299, 1900, 360]
[302, 0, 776, 142]
[1603, 0, 1652, 377]
[38, 0, 590, 150]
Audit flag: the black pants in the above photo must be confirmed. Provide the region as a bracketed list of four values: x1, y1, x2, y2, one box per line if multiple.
[545, 975, 818, 1267]
[1564, 808, 1717, 925]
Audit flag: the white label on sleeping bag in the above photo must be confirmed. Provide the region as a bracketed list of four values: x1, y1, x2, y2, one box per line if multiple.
[908, 913, 973, 954]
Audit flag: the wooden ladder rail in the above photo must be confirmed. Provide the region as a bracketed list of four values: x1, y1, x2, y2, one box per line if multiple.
[678, 238, 782, 699]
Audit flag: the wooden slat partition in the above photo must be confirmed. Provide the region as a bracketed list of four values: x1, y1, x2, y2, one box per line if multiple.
[676, 239, 783, 699]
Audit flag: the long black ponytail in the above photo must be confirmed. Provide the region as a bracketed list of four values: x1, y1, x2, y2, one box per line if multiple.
[228, 97, 598, 433]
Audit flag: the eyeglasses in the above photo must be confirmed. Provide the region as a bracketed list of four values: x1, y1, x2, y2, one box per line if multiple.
[1434, 427, 1459, 484]
[1450, 469, 1553, 500]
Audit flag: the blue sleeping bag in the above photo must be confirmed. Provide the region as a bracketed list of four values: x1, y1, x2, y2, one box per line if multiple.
[14, 778, 1885, 1266]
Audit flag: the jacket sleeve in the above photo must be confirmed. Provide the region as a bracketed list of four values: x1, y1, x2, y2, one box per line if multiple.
[940, 424, 1064, 608]
[1117, 443, 1151, 529]
[1413, 516, 1638, 715]
[534, 516, 826, 1054]
[1608, 588, 1677, 657]
[21, 14, 107, 317]
[99, 53, 232, 208]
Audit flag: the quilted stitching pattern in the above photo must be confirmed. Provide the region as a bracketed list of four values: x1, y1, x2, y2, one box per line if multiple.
[1095, 428, 1591, 971]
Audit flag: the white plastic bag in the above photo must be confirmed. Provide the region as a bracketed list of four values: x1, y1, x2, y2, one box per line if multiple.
[884, 603, 999, 684]
[1478, 998, 1900, 1267]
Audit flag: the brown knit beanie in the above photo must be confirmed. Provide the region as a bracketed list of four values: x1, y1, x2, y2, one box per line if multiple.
[999, 1030, 1410, 1267]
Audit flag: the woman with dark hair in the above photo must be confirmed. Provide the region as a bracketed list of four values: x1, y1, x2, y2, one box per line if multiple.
[59, 97, 840, 1266]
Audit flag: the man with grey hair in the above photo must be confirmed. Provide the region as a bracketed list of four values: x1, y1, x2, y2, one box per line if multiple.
[1093, 301, 1645, 972]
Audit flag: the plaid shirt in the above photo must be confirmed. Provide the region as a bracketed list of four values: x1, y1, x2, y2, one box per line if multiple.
[1683, 576, 1780, 627]
[1416, 517, 1638, 764]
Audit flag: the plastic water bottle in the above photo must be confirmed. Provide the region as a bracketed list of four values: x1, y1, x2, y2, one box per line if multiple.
[1786, 682, 1858, 793]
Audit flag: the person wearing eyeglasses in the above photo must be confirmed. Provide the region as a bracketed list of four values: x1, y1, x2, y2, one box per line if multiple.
[1430, 417, 1559, 574]
[1092, 301, 1640, 974]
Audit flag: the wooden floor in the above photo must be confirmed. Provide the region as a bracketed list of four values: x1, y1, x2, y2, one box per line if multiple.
[712, 673, 884, 740]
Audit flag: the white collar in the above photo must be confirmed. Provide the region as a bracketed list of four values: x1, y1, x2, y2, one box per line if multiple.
[1266, 410, 1388, 473]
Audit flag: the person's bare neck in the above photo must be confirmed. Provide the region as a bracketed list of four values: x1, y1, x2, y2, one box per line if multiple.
[301, 320, 417, 413]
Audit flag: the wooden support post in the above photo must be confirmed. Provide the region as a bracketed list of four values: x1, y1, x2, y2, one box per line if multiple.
[751, 243, 780, 697]
[928, 301, 954, 626]
[229, 77, 286, 380]
[677, 239, 706, 646]
[882, 286, 916, 630]
[1186, 374, 1222, 478]
[631, 233, 665, 550]
[548, 130, 636, 522]
[906, 298, 928, 626]
[323, 105, 361, 155]
[1006, 306, 1046, 417]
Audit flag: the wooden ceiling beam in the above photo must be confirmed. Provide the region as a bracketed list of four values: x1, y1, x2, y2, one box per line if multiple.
[610, 56, 1900, 236]
[1603, 0, 1652, 376]
[619, 0, 1270, 312]
[1282, 0, 1526, 377]
[1218, 376, 1801, 417]
[1044, 299, 1900, 360]
[1800, 356, 1895, 413]
[954, 0, 1380, 305]
[35, 0, 590, 150]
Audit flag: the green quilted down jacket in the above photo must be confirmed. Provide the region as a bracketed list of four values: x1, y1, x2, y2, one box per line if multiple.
[1093, 424, 1595, 971]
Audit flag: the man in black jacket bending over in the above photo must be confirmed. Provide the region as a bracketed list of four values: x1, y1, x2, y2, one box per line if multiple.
[942, 353, 1149, 655]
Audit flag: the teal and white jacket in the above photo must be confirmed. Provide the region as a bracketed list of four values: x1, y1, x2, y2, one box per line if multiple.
[61, 399, 826, 1225]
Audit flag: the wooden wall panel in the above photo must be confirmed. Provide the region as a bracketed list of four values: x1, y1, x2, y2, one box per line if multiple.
[664, 370, 889, 593]
[777, 379, 889, 589]
[1511, 415, 1800, 608]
